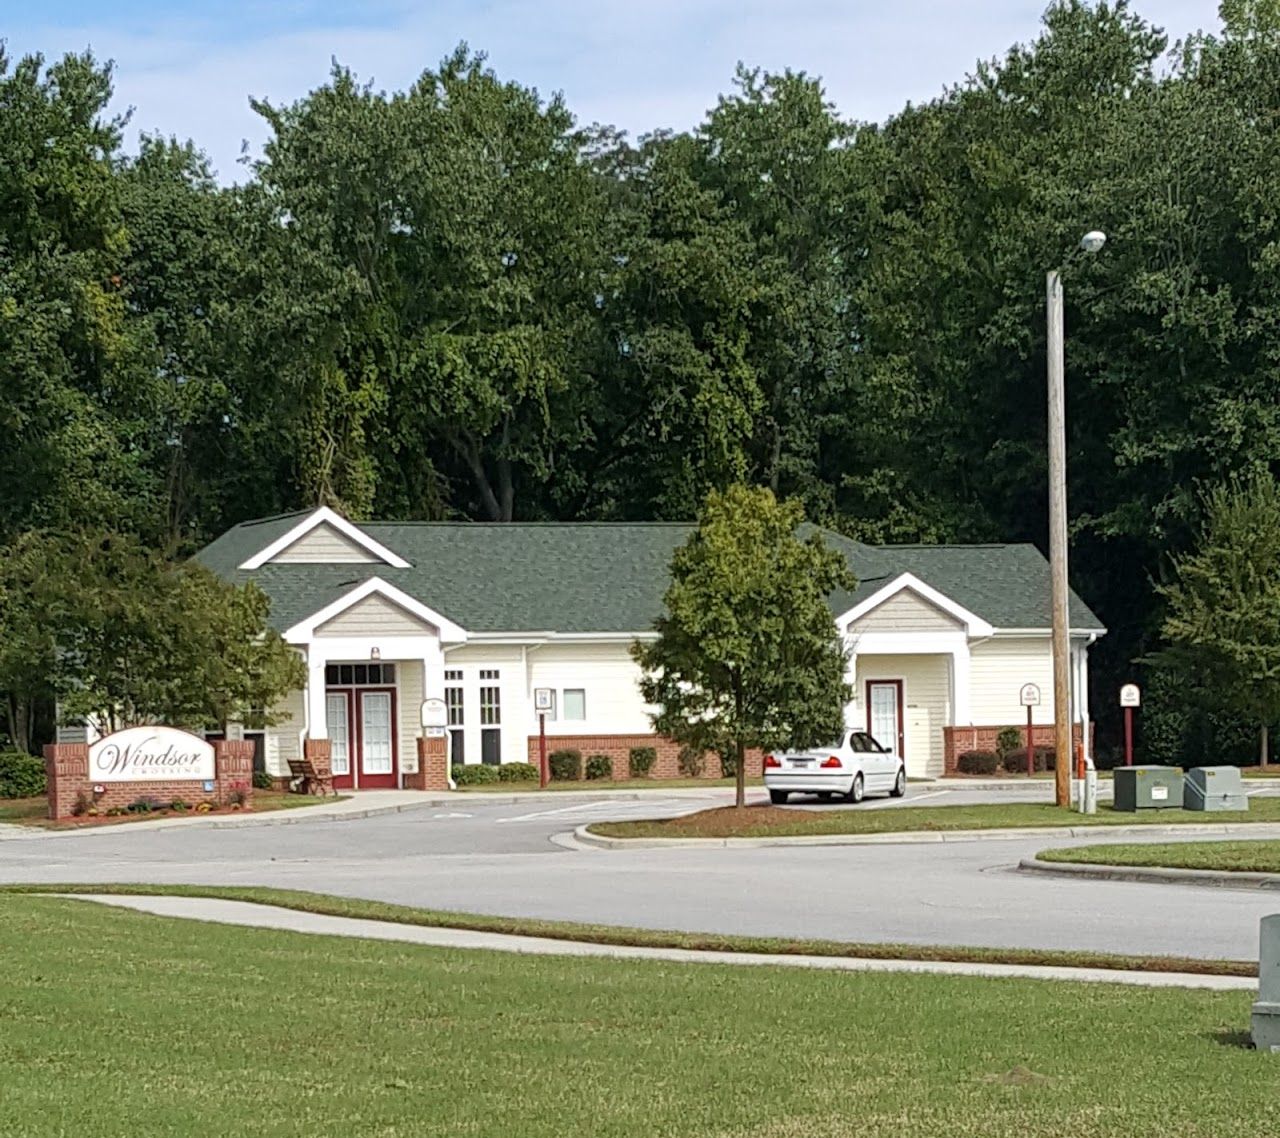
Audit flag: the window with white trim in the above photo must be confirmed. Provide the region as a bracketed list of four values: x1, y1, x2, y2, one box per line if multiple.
[562, 689, 586, 721]
[479, 671, 501, 766]
[445, 669, 464, 765]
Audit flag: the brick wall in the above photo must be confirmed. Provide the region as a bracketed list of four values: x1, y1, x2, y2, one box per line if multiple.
[524, 733, 763, 780]
[43, 740, 256, 820]
[404, 736, 448, 791]
[942, 724, 1093, 775]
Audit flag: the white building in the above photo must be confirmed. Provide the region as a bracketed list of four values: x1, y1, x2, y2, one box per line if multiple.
[193, 507, 1105, 787]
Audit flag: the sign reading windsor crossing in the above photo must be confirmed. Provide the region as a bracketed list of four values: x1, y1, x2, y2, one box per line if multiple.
[88, 726, 216, 783]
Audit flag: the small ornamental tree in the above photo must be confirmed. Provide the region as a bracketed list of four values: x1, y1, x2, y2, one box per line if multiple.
[1154, 472, 1280, 767]
[633, 484, 855, 808]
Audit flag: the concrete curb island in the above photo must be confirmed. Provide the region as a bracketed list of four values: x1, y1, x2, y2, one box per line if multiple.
[1018, 856, 1280, 891]
[56, 893, 1255, 992]
[575, 821, 1280, 851]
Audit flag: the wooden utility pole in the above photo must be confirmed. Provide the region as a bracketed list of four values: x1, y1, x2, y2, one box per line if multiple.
[1047, 269, 1071, 808]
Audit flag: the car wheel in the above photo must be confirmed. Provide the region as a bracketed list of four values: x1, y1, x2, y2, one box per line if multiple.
[891, 766, 906, 797]
[847, 774, 864, 804]
[769, 789, 789, 805]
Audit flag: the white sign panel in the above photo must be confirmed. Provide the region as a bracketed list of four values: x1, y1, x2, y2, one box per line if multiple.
[534, 687, 554, 712]
[88, 727, 215, 782]
[1019, 683, 1041, 708]
[1151, 784, 1168, 801]
[420, 698, 447, 729]
[1120, 683, 1141, 708]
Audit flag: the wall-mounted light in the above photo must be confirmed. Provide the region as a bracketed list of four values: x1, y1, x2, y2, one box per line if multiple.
[370, 647, 381, 660]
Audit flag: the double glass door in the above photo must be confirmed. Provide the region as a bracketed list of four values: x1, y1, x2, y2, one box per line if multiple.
[326, 688, 397, 789]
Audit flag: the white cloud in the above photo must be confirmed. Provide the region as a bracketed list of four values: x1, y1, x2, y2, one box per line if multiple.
[10, 0, 1222, 182]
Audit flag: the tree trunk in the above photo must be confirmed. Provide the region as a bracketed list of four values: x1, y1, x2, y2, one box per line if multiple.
[1261, 723, 1270, 769]
[735, 739, 746, 808]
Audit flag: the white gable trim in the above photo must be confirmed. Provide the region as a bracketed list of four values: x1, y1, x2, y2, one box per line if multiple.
[239, 507, 411, 570]
[838, 572, 994, 639]
[283, 577, 467, 644]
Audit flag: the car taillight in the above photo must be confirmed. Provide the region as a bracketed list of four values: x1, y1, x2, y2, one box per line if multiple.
[821, 755, 842, 768]
[764, 754, 781, 769]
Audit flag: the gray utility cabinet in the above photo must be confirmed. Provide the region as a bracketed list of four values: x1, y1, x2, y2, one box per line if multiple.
[1183, 766, 1249, 812]
[1113, 765, 1183, 812]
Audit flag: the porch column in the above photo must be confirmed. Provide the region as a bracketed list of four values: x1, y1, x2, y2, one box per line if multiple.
[306, 646, 329, 740]
[1074, 638, 1091, 765]
[950, 642, 972, 727]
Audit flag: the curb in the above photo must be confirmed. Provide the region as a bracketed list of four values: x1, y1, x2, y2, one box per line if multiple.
[1018, 856, 1280, 890]
[575, 821, 1280, 851]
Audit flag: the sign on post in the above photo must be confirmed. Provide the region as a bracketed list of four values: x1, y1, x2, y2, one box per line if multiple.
[1019, 684, 1041, 777]
[1120, 684, 1141, 708]
[1120, 683, 1140, 766]
[88, 727, 215, 782]
[1019, 683, 1041, 707]
[534, 687, 554, 712]
[421, 697, 447, 738]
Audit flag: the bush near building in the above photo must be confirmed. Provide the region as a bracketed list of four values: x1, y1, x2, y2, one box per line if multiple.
[0, 752, 45, 799]
[549, 749, 583, 781]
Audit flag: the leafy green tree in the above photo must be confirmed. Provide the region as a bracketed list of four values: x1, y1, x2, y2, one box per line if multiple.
[1153, 472, 1280, 767]
[633, 485, 854, 807]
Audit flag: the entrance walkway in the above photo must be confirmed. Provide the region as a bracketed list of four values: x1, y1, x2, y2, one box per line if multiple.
[63, 893, 1254, 991]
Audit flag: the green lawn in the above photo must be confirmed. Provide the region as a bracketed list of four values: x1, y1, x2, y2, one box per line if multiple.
[1, 894, 1276, 1138]
[1040, 840, 1280, 874]
[0, 790, 339, 827]
[590, 797, 1280, 840]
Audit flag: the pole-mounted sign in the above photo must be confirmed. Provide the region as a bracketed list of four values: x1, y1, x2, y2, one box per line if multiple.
[1019, 684, 1041, 776]
[533, 687, 554, 787]
[1119, 683, 1140, 766]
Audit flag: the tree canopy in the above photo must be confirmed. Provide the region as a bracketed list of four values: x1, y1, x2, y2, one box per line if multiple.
[6, 4, 1280, 754]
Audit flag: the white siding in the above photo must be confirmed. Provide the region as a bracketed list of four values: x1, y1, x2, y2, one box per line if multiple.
[270, 522, 381, 564]
[970, 637, 1054, 725]
[316, 594, 435, 637]
[852, 654, 951, 779]
[264, 686, 306, 777]
[526, 643, 652, 737]
[851, 589, 963, 633]
[397, 659, 424, 775]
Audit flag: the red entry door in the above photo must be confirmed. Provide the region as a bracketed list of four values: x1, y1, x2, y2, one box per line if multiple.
[326, 688, 398, 790]
[866, 680, 905, 758]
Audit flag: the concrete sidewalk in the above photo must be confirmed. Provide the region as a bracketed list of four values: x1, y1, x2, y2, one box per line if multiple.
[59, 893, 1254, 991]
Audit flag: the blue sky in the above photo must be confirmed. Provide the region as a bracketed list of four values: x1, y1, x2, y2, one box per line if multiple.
[6, 1, 1223, 181]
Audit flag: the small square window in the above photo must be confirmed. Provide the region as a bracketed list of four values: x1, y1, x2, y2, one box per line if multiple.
[354, 664, 369, 686]
[381, 663, 396, 683]
[325, 664, 339, 685]
[445, 669, 462, 682]
[480, 668, 499, 681]
[339, 664, 354, 686]
[563, 689, 586, 721]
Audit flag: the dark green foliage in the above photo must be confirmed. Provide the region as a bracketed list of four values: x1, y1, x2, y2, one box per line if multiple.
[677, 747, 705, 779]
[452, 763, 499, 786]
[497, 762, 539, 783]
[0, 752, 46, 799]
[956, 751, 1000, 776]
[1002, 748, 1056, 774]
[628, 747, 657, 779]
[585, 755, 613, 780]
[548, 749, 582, 781]
[995, 728, 1024, 760]
[251, 770, 274, 790]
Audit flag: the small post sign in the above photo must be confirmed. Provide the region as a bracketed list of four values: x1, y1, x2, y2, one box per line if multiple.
[1120, 684, 1141, 766]
[420, 697, 447, 739]
[533, 688, 553, 787]
[1019, 684, 1041, 777]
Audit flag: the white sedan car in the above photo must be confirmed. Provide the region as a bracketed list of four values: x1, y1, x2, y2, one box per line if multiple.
[763, 729, 906, 805]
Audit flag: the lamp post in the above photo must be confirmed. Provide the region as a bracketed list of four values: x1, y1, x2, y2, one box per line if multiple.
[1047, 230, 1105, 809]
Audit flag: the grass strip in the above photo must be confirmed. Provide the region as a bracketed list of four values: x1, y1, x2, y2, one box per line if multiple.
[590, 797, 1280, 840]
[0, 790, 342, 828]
[1038, 839, 1280, 874]
[1, 893, 1271, 1138]
[0, 882, 1253, 978]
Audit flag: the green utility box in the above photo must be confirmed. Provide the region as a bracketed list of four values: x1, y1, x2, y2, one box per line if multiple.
[1183, 766, 1249, 812]
[1113, 765, 1183, 812]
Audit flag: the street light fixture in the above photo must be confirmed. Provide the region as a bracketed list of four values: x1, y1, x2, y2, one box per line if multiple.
[1047, 230, 1105, 809]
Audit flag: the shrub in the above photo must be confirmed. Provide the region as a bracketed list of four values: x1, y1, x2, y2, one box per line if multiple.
[549, 749, 583, 781]
[497, 762, 539, 783]
[252, 770, 274, 790]
[628, 746, 657, 779]
[1005, 746, 1056, 773]
[105, 806, 127, 817]
[224, 781, 249, 808]
[955, 750, 999, 775]
[995, 727, 1023, 760]
[70, 789, 93, 817]
[126, 795, 164, 814]
[170, 798, 190, 812]
[677, 746, 705, 778]
[194, 802, 212, 813]
[453, 763, 499, 785]
[585, 754, 613, 780]
[0, 751, 46, 799]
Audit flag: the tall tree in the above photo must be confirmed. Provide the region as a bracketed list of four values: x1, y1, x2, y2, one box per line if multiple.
[633, 485, 854, 807]
[1154, 472, 1280, 767]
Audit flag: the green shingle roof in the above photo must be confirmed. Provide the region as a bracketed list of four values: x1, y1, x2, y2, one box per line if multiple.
[196, 516, 1104, 635]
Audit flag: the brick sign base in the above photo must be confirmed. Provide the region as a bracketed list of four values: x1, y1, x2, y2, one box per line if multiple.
[44, 740, 255, 819]
[403, 736, 449, 791]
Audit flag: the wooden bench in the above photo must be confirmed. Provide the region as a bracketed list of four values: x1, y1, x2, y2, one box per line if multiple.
[287, 756, 336, 797]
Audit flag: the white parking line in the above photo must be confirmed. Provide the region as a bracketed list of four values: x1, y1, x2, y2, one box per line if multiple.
[496, 801, 630, 824]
